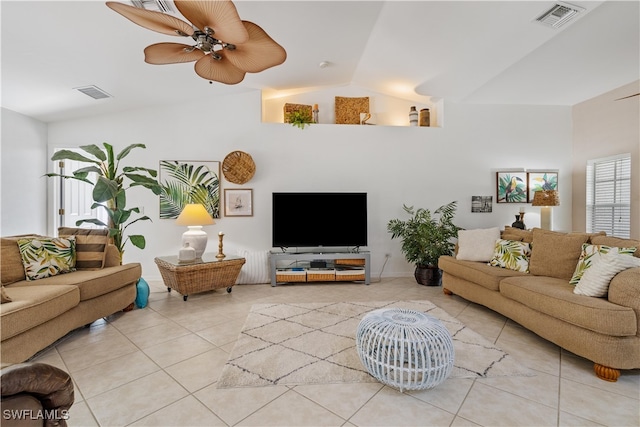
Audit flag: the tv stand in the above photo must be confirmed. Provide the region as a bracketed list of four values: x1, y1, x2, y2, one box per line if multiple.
[270, 251, 370, 286]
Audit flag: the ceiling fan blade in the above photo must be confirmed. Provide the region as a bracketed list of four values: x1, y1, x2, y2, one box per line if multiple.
[224, 21, 287, 73]
[194, 53, 245, 84]
[144, 43, 205, 64]
[174, 0, 248, 45]
[106, 1, 194, 37]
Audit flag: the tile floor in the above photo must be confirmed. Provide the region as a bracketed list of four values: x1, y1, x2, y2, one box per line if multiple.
[32, 277, 639, 427]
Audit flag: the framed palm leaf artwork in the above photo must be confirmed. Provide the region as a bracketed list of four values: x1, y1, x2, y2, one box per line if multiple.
[159, 160, 220, 219]
[496, 172, 527, 203]
[527, 171, 558, 202]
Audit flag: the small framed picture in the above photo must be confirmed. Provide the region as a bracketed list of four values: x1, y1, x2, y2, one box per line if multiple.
[224, 189, 253, 216]
[471, 196, 492, 213]
[496, 171, 528, 203]
[527, 171, 558, 202]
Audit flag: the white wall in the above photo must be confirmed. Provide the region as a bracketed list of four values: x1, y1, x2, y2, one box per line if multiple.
[1, 108, 48, 235]
[39, 91, 572, 280]
[572, 80, 640, 239]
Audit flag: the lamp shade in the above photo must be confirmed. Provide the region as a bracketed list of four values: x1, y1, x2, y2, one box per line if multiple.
[531, 190, 559, 207]
[175, 204, 215, 226]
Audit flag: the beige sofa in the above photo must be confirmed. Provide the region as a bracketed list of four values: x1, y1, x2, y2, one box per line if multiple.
[1, 230, 141, 363]
[439, 227, 640, 382]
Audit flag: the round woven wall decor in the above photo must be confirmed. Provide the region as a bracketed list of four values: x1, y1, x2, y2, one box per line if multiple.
[222, 151, 256, 184]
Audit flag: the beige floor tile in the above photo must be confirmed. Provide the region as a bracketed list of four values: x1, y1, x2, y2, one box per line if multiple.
[54, 321, 114, 353]
[450, 416, 482, 427]
[457, 382, 557, 426]
[164, 347, 230, 392]
[124, 320, 191, 349]
[129, 395, 226, 426]
[195, 383, 289, 425]
[558, 411, 604, 426]
[495, 332, 561, 377]
[477, 370, 559, 408]
[559, 378, 640, 426]
[141, 333, 215, 368]
[86, 370, 188, 426]
[68, 400, 98, 426]
[58, 330, 138, 373]
[194, 317, 249, 346]
[350, 385, 455, 426]
[409, 378, 475, 414]
[293, 382, 384, 420]
[560, 351, 640, 398]
[71, 350, 160, 398]
[107, 306, 169, 335]
[236, 389, 345, 426]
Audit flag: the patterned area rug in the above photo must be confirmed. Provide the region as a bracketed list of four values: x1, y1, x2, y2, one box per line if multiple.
[217, 300, 533, 388]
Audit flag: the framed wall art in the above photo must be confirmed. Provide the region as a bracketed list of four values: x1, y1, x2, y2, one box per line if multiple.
[224, 188, 253, 217]
[471, 196, 493, 213]
[159, 160, 220, 219]
[527, 170, 558, 202]
[496, 171, 527, 203]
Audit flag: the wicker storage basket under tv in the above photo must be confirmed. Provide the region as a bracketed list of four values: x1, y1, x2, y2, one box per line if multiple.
[335, 269, 366, 281]
[307, 269, 336, 282]
[276, 270, 307, 282]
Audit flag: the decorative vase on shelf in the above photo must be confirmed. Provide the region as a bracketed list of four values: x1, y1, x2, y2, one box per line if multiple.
[419, 108, 430, 127]
[511, 213, 526, 230]
[178, 242, 196, 262]
[409, 106, 418, 126]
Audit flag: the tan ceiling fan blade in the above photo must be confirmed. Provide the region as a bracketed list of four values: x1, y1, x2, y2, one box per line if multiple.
[174, 0, 248, 45]
[144, 43, 205, 64]
[194, 53, 245, 84]
[106, 1, 194, 37]
[224, 21, 287, 73]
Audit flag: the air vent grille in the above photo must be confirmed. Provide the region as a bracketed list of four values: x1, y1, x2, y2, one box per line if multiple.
[536, 2, 584, 28]
[75, 85, 112, 100]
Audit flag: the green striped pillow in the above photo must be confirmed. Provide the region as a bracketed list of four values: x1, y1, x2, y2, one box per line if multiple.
[58, 227, 108, 270]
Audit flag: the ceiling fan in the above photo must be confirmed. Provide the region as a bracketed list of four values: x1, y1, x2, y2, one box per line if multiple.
[106, 0, 286, 84]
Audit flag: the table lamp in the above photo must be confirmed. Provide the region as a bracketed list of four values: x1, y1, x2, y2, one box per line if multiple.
[175, 204, 215, 258]
[531, 190, 559, 230]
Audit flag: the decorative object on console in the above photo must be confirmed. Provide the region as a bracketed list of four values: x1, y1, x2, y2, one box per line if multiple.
[511, 211, 526, 230]
[217, 231, 226, 259]
[105, 1, 286, 84]
[178, 242, 196, 262]
[419, 108, 430, 127]
[527, 171, 558, 202]
[409, 106, 418, 126]
[159, 160, 220, 219]
[359, 112, 372, 125]
[176, 203, 215, 258]
[312, 104, 319, 123]
[497, 171, 527, 203]
[335, 96, 369, 124]
[222, 151, 255, 184]
[531, 190, 559, 230]
[224, 188, 253, 216]
[387, 201, 460, 286]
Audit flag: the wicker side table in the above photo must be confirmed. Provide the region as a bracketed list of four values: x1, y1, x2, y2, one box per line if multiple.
[356, 308, 454, 392]
[154, 254, 245, 301]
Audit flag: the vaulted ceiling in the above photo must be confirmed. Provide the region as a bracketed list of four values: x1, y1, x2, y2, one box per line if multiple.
[2, 1, 639, 123]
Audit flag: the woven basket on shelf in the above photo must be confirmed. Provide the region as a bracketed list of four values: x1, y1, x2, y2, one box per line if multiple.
[222, 151, 255, 184]
[335, 96, 369, 124]
[283, 103, 312, 123]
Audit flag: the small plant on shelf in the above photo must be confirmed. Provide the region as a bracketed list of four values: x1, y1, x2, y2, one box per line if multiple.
[286, 110, 313, 129]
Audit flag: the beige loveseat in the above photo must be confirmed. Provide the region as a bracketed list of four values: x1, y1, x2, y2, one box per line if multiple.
[1, 229, 141, 363]
[439, 227, 640, 382]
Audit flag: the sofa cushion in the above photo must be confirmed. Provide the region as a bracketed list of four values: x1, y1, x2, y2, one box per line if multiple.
[570, 243, 637, 285]
[236, 249, 270, 284]
[0, 284, 80, 341]
[574, 252, 640, 297]
[528, 229, 590, 281]
[488, 239, 531, 272]
[500, 276, 636, 337]
[438, 255, 527, 292]
[17, 237, 76, 281]
[1, 286, 11, 303]
[1, 236, 43, 285]
[18, 264, 142, 301]
[589, 235, 640, 258]
[456, 227, 500, 262]
[501, 226, 533, 243]
[58, 227, 108, 270]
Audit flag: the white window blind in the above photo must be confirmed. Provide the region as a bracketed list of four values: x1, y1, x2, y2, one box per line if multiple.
[586, 153, 631, 238]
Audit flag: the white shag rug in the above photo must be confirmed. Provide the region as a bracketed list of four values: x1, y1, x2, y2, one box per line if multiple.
[217, 300, 533, 388]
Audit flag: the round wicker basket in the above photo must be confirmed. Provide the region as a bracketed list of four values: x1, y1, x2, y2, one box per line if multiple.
[222, 151, 255, 184]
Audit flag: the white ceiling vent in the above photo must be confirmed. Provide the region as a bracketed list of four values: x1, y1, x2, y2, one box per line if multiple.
[131, 0, 174, 13]
[535, 2, 585, 28]
[75, 85, 113, 100]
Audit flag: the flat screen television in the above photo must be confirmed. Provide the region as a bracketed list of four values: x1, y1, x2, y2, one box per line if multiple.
[272, 192, 368, 249]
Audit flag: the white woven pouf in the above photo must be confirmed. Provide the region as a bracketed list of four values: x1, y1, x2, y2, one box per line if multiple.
[356, 308, 455, 392]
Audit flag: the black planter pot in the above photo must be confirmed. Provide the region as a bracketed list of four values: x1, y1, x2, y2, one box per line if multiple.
[414, 266, 442, 286]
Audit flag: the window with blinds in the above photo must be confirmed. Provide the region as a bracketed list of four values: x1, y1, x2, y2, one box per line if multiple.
[586, 154, 631, 238]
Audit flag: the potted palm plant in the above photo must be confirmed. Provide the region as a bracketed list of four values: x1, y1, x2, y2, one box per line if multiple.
[387, 201, 460, 286]
[46, 143, 162, 263]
